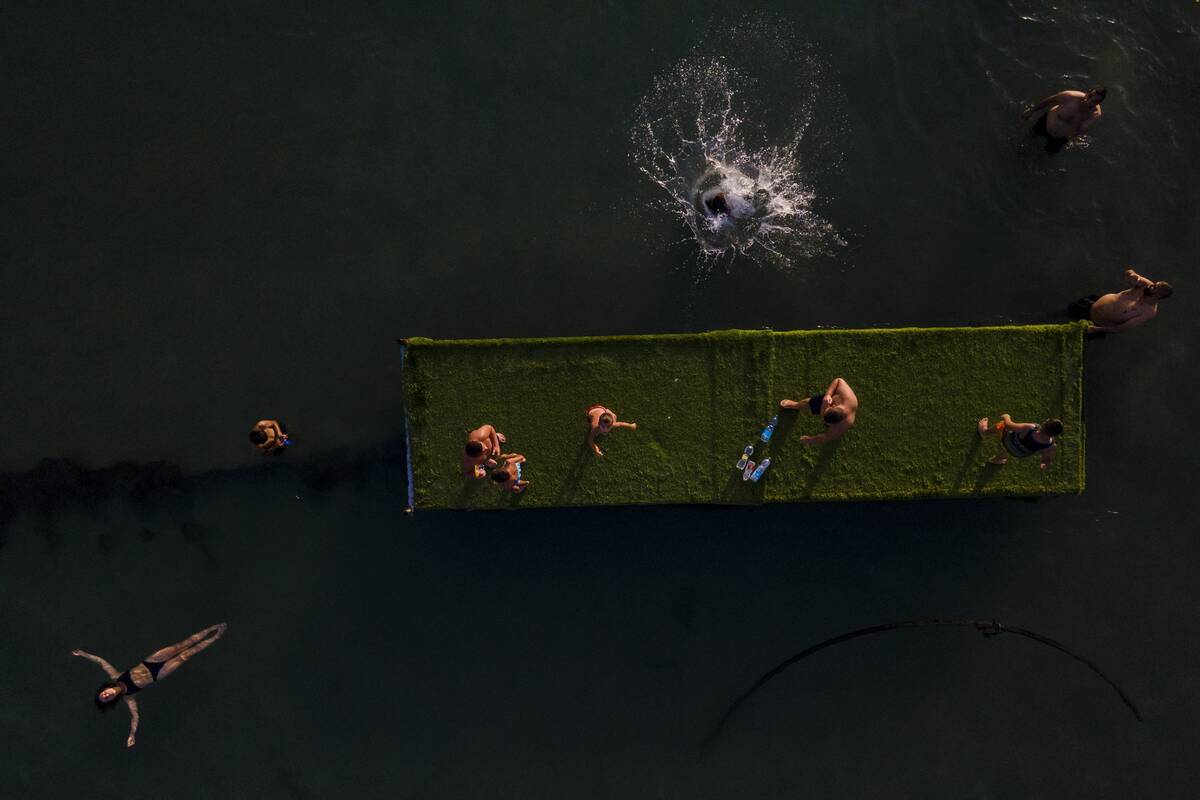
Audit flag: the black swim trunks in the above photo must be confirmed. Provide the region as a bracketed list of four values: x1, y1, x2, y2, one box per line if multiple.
[1067, 294, 1100, 321]
[1033, 115, 1070, 154]
[807, 395, 822, 415]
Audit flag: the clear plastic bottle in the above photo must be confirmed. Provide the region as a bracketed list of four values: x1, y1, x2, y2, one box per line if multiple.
[735, 444, 754, 470]
[742, 460, 756, 481]
[749, 457, 771, 482]
[760, 415, 779, 442]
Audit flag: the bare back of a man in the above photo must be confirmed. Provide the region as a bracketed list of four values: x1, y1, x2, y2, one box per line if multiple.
[1044, 92, 1102, 138]
[1022, 87, 1105, 149]
[1084, 268, 1172, 334]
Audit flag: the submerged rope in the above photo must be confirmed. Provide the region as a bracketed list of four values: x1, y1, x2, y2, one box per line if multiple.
[701, 618, 1141, 757]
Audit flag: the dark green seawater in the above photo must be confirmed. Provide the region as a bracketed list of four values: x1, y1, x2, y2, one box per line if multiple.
[2, 1, 1198, 797]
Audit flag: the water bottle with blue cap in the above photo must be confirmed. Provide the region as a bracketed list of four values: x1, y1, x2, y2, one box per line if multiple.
[749, 457, 771, 482]
[760, 415, 778, 442]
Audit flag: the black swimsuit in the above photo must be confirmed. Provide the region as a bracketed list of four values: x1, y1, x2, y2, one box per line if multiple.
[1004, 427, 1053, 458]
[117, 660, 165, 695]
[1032, 114, 1070, 153]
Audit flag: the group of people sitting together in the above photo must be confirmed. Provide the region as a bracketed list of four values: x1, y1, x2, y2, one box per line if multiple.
[460, 405, 638, 494]
[456, 365, 1069, 497]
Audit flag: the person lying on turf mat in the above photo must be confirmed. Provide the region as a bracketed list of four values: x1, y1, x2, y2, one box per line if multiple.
[490, 453, 530, 493]
[780, 377, 858, 445]
[586, 405, 637, 457]
[977, 414, 1061, 469]
[463, 423, 507, 478]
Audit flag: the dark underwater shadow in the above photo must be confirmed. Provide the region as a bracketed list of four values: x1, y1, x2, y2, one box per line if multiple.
[0, 438, 408, 550]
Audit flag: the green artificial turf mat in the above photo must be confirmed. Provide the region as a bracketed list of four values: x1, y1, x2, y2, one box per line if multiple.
[401, 324, 1086, 510]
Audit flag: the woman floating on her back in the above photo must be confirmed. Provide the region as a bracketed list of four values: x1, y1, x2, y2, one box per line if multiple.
[72, 622, 227, 747]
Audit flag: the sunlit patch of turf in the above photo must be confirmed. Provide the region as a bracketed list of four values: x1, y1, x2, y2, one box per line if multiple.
[402, 324, 1085, 509]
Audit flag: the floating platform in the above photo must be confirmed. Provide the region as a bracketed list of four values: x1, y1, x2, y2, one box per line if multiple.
[399, 325, 1085, 510]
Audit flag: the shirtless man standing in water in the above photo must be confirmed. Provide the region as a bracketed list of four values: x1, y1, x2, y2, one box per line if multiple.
[1073, 268, 1173, 334]
[1021, 87, 1105, 152]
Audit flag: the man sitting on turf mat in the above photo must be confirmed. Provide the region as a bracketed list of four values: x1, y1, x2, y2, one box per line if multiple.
[490, 453, 530, 494]
[463, 423, 507, 478]
[780, 377, 858, 445]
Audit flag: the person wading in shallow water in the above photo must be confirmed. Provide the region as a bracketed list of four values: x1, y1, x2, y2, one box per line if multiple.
[249, 419, 289, 455]
[72, 623, 227, 747]
[1021, 86, 1105, 152]
[1070, 268, 1173, 334]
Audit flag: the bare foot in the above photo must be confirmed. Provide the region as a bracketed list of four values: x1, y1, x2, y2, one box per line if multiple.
[977, 417, 990, 436]
[780, 399, 803, 410]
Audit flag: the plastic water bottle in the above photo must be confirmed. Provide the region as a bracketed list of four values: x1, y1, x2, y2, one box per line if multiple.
[749, 457, 771, 482]
[735, 444, 754, 470]
[742, 460, 756, 481]
[760, 415, 779, 442]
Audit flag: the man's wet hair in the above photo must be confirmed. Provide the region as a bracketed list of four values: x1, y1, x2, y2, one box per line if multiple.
[1090, 86, 1107, 102]
[465, 441, 484, 457]
[248, 430, 267, 445]
[95, 682, 121, 711]
[491, 470, 509, 483]
[822, 409, 845, 425]
[1042, 419, 1064, 437]
[599, 413, 614, 426]
[1152, 281, 1173, 299]
[706, 193, 729, 214]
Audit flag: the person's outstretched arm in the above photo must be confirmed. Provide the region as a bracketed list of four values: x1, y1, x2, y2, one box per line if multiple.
[71, 650, 120, 680]
[124, 697, 140, 747]
[586, 418, 603, 456]
[999, 414, 1037, 432]
[1124, 268, 1153, 289]
[612, 421, 637, 430]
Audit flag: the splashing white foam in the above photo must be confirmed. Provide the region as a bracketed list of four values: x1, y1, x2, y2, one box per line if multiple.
[631, 52, 844, 272]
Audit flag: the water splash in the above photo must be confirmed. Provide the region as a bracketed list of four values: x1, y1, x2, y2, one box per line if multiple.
[631, 51, 844, 272]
